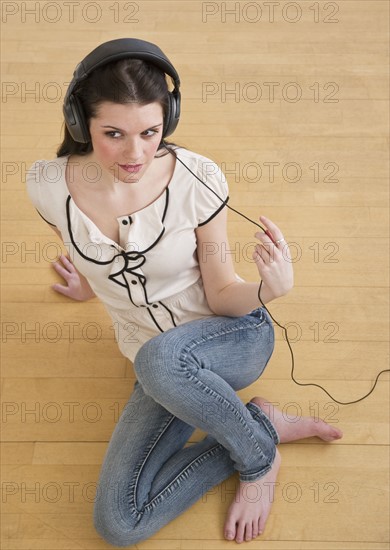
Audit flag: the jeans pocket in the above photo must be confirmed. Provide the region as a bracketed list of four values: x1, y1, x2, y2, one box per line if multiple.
[245, 306, 267, 326]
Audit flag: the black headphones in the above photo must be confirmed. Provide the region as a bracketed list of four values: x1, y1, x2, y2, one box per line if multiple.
[63, 37, 181, 143]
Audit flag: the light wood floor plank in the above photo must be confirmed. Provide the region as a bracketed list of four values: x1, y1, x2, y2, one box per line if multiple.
[2, 446, 388, 545]
[2, 378, 388, 445]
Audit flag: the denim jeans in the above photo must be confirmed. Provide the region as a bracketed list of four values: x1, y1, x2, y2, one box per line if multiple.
[93, 307, 280, 547]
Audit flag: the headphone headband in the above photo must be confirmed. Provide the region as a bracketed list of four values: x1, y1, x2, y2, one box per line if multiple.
[63, 38, 181, 143]
[71, 38, 180, 89]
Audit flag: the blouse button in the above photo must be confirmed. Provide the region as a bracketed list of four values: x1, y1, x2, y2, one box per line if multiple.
[122, 219, 128, 225]
[131, 280, 137, 285]
[152, 304, 158, 308]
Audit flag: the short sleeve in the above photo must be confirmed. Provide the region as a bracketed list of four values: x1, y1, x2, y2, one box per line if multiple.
[194, 156, 229, 226]
[26, 160, 57, 226]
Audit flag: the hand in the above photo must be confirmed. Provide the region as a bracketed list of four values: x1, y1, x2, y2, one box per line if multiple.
[52, 254, 96, 301]
[253, 215, 294, 300]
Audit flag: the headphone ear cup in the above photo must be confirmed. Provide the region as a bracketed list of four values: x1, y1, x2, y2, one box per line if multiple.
[64, 94, 91, 144]
[163, 91, 180, 138]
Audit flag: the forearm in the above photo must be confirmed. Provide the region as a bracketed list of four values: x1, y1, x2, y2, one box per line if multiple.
[211, 281, 280, 317]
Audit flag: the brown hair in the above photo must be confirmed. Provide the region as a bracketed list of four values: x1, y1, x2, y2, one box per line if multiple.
[56, 58, 180, 158]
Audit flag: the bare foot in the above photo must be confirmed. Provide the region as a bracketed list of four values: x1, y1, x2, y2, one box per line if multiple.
[224, 448, 281, 543]
[250, 397, 343, 443]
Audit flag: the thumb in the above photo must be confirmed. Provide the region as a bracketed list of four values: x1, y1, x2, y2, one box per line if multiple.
[52, 283, 70, 297]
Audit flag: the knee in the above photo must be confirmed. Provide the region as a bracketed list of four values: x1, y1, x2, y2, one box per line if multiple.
[93, 523, 146, 548]
[93, 496, 146, 547]
[133, 330, 185, 391]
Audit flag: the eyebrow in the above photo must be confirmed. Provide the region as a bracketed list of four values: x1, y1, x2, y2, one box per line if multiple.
[100, 123, 163, 132]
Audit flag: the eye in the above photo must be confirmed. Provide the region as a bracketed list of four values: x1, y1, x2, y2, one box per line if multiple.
[105, 131, 121, 139]
[142, 128, 160, 137]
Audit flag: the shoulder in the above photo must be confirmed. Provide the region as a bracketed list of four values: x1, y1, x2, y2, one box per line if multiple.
[173, 147, 227, 190]
[26, 155, 70, 225]
[171, 148, 229, 226]
[26, 155, 69, 189]
[173, 147, 220, 172]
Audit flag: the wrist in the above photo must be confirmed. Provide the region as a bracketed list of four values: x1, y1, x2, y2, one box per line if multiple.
[258, 282, 287, 305]
[82, 287, 96, 301]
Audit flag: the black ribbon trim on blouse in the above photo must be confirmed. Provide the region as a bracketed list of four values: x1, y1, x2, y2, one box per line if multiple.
[65, 192, 177, 330]
[197, 196, 229, 227]
[145, 301, 178, 332]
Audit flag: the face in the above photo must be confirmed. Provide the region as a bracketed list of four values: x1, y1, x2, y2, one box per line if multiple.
[88, 101, 164, 185]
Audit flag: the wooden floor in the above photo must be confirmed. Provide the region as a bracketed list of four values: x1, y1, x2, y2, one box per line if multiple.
[1, 1, 389, 548]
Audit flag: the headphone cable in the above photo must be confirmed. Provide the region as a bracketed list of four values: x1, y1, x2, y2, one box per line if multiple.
[257, 280, 389, 405]
[164, 142, 390, 405]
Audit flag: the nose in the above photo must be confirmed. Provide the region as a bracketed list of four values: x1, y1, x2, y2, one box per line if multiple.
[123, 137, 142, 162]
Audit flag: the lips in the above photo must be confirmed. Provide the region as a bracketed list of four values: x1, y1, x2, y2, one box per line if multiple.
[119, 164, 143, 174]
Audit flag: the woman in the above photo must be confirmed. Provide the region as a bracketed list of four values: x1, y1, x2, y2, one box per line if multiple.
[26, 38, 342, 547]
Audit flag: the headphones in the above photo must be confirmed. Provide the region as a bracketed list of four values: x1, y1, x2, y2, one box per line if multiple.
[63, 37, 181, 143]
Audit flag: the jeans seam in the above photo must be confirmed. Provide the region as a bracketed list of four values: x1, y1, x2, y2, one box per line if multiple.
[181, 314, 269, 355]
[128, 413, 177, 516]
[239, 444, 276, 482]
[195, 316, 269, 345]
[246, 402, 280, 445]
[182, 367, 267, 462]
[143, 443, 224, 511]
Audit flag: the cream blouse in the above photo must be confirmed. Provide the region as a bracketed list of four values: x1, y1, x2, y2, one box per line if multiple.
[26, 146, 244, 362]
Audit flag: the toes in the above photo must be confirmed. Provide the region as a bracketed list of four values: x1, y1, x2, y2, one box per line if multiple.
[244, 522, 253, 541]
[252, 520, 259, 538]
[224, 518, 236, 541]
[224, 528, 236, 541]
[331, 426, 343, 439]
[318, 420, 343, 441]
[258, 504, 271, 534]
[235, 521, 246, 543]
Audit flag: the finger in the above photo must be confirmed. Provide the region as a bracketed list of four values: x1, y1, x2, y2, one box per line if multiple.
[52, 261, 72, 279]
[255, 229, 273, 242]
[260, 215, 279, 232]
[52, 283, 71, 297]
[259, 216, 284, 243]
[253, 244, 273, 266]
[265, 229, 277, 245]
[255, 233, 279, 258]
[58, 254, 76, 271]
[253, 248, 264, 267]
[256, 232, 275, 249]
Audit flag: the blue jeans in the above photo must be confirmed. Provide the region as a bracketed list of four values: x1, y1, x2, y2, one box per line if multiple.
[93, 307, 279, 547]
